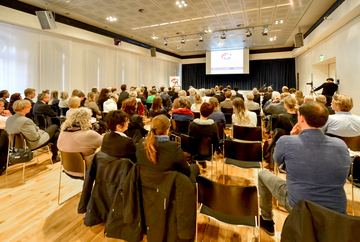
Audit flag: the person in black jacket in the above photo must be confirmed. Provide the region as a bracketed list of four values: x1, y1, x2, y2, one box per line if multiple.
[117, 84, 129, 109]
[33, 92, 57, 117]
[136, 114, 199, 184]
[102, 110, 136, 162]
[312, 77, 338, 105]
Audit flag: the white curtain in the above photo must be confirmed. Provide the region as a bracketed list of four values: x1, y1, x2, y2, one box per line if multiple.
[0, 22, 181, 96]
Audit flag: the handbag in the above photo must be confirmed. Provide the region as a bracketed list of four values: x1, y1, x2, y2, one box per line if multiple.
[9, 148, 33, 165]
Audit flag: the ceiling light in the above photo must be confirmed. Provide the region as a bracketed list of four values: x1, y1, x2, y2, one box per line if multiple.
[164, 39, 167, 46]
[151, 36, 158, 39]
[270, 38, 273, 41]
[275, 20, 278, 24]
[199, 35, 203, 42]
[181, 37, 185, 44]
[274, 36, 277, 40]
[65, 0, 72, 2]
[280, 20, 283, 24]
[176, 46, 181, 49]
[107, 16, 117, 21]
[218, 42, 224, 45]
[221, 32, 226, 39]
[262, 26, 268, 35]
[176, 0, 188, 8]
[246, 29, 252, 37]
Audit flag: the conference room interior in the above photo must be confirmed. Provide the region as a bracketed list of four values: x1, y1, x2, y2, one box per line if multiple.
[1, 0, 360, 241]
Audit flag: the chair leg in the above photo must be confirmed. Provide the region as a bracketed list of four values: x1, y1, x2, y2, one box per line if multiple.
[36, 149, 39, 164]
[22, 163, 25, 182]
[47, 145, 54, 168]
[58, 163, 62, 205]
[202, 217, 210, 242]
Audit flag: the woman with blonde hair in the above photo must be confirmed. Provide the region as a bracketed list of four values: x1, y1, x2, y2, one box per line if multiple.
[58, 108, 103, 176]
[84, 92, 101, 117]
[208, 97, 225, 127]
[273, 96, 298, 134]
[59, 91, 69, 108]
[66, 96, 81, 119]
[136, 114, 199, 183]
[232, 97, 257, 127]
[191, 94, 203, 113]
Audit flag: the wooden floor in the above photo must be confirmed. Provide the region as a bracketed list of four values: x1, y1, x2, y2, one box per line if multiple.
[0, 147, 359, 242]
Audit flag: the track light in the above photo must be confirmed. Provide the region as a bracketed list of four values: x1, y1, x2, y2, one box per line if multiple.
[262, 26, 268, 36]
[181, 37, 185, 44]
[246, 29, 252, 37]
[176, 0, 188, 8]
[221, 32, 226, 39]
[164, 39, 167, 46]
[199, 35, 203, 42]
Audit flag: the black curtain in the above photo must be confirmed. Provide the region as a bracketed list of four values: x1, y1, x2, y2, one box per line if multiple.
[182, 58, 295, 92]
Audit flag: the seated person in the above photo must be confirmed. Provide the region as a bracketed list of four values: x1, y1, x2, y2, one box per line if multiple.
[101, 110, 136, 163]
[189, 103, 220, 153]
[103, 93, 118, 112]
[219, 91, 233, 109]
[304, 95, 315, 103]
[57, 108, 103, 176]
[202, 89, 211, 103]
[129, 91, 145, 116]
[232, 97, 257, 127]
[49, 90, 60, 115]
[171, 97, 194, 122]
[272, 96, 298, 134]
[190, 94, 203, 113]
[208, 97, 226, 127]
[33, 92, 57, 118]
[5, 100, 60, 162]
[59, 91, 69, 108]
[264, 92, 289, 116]
[0, 99, 11, 175]
[84, 92, 101, 118]
[159, 87, 172, 111]
[322, 94, 360, 137]
[259, 101, 351, 236]
[148, 96, 169, 118]
[146, 89, 156, 104]
[245, 93, 260, 112]
[7, 93, 22, 115]
[136, 114, 199, 184]
[122, 97, 148, 143]
[315, 95, 335, 115]
[66, 97, 81, 119]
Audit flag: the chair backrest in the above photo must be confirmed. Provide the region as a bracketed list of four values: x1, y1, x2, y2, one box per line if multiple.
[193, 112, 200, 119]
[251, 109, 260, 115]
[171, 119, 190, 134]
[60, 108, 69, 117]
[8, 133, 27, 150]
[35, 114, 48, 130]
[50, 117, 61, 127]
[221, 108, 233, 114]
[224, 139, 262, 162]
[325, 133, 360, 151]
[101, 111, 108, 120]
[221, 108, 233, 125]
[217, 122, 225, 140]
[233, 125, 262, 141]
[60, 151, 86, 175]
[180, 134, 212, 157]
[197, 176, 258, 218]
[257, 115, 262, 127]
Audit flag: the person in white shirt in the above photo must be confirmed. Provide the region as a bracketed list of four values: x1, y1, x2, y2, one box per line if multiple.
[232, 97, 257, 127]
[103, 93, 118, 112]
[191, 94, 203, 113]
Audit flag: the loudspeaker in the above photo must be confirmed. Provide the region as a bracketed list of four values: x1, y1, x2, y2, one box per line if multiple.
[150, 47, 156, 57]
[294, 33, 304, 47]
[36, 11, 57, 30]
[114, 39, 121, 46]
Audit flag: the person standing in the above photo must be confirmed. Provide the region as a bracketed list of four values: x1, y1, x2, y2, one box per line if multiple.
[312, 78, 338, 105]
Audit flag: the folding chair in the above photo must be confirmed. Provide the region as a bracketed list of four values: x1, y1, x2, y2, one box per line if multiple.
[221, 108, 233, 128]
[233, 125, 262, 142]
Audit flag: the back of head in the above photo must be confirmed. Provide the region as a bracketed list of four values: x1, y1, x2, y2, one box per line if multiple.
[200, 102, 214, 118]
[42, 89, 50, 94]
[194, 94, 203, 105]
[247, 93, 254, 101]
[315, 95, 327, 105]
[327, 78, 334, 82]
[99, 88, 109, 100]
[189, 88, 195, 95]
[234, 86, 239, 92]
[151, 96, 163, 111]
[13, 100, 31, 112]
[280, 92, 291, 100]
[219, 85, 224, 91]
[282, 86, 289, 92]
[232, 97, 246, 113]
[87, 92, 95, 102]
[299, 101, 329, 128]
[76, 90, 85, 98]
[91, 87, 98, 93]
[68, 97, 81, 108]
[205, 89, 211, 96]
[284, 96, 298, 112]
[10, 93, 21, 103]
[51, 90, 58, 100]
[272, 91, 280, 100]
[178, 97, 188, 108]
[225, 91, 232, 99]
[24, 88, 35, 97]
[0, 90, 8, 98]
[178, 90, 186, 97]
[144, 114, 170, 164]
[209, 97, 219, 110]
[332, 94, 353, 112]
[268, 87, 273, 92]
[71, 89, 78, 97]
[109, 93, 118, 101]
[129, 91, 137, 98]
[122, 97, 137, 114]
[252, 88, 259, 95]
[61, 108, 92, 131]
[104, 110, 129, 131]
[210, 88, 215, 95]
[304, 95, 314, 103]
[289, 88, 296, 94]
[60, 91, 68, 99]
[37, 92, 47, 101]
[121, 84, 127, 92]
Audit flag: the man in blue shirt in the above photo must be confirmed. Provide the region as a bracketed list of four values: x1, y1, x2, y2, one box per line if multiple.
[259, 101, 351, 236]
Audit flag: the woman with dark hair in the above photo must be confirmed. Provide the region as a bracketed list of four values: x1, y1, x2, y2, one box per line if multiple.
[98, 88, 109, 112]
[188, 102, 220, 153]
[208, 97, 226, 127]
[149, 96, 169, 118]
[7, 93, 22, 115]
[136, 114, 199, 183]
[101, 110, 136, 162]
[49, 90, 59, 115]
[143, 86, 148, 99]
[122, 97, 148, 143]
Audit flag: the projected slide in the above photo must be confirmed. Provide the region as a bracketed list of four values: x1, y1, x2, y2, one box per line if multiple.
[210, 50, 244, 74]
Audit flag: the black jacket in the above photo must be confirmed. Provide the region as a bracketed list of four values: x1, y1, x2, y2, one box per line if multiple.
[117, 91, 129, 109]
[33, 100, 57, 117]
[105, 164, 196, 242]
[78, 151, 133, 226]
[126, 114, 148, 139]
[101, 132, 136, 162]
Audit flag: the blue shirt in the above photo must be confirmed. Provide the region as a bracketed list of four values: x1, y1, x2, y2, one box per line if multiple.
[274, 129, 351, 214]
[322, 111, 360, 137]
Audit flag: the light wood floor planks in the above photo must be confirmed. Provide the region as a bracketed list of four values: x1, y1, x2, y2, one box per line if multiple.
[0, 147, 359, 242]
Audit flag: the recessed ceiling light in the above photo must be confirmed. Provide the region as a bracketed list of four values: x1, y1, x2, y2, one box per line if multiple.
[107, 16, 117, 21]
[270, 38, 273, 41]
[280, 20, 283, 24]
[275, 20, 279, 24]
[176, 46, 181, 49]
[151, 36, 158, 39]
[217, 42, 224, 45]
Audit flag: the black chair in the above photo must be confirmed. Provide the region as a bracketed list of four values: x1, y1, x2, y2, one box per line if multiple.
[193, 112, 200, 119]
[257, 115, 262, 127]
[217, 122, 225, 141]
[101, 111, 108, 120]
[50, 117, 61, 127]
[221, 108, 233, 128]
[60, 108, 69, 117]
[197, 176, 259, 241]
[233, 125, 262, 142]
[250, 109, 260, 116]
[170, 119, 191, 141]
[34, 114, 50, 130]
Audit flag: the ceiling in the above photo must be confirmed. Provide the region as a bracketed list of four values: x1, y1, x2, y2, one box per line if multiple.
[18, 0, 337, 56]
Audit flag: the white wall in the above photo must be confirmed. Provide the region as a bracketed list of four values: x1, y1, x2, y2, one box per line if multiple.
[0, 5, 181, 95]
[295, 1, 360, 115]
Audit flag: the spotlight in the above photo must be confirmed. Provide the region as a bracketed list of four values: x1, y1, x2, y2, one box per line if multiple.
[181, 37, 185, 44]
[262, 26, 268, 36]
[246, 29, 252, 37]
[221, 32, 226, 39]
[114, 39, 121, 46]
[164, 39, 167, 46]
[217, 42, 224, 46]
[151, 36, 158, 39]
[199, 35, 203, 42]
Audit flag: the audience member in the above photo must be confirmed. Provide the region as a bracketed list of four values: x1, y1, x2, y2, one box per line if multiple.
[49, 90, 59, 115]
[129, 91, 145, 116]
[172, 90, 188, 109]
[186, 88, 196, 105]
[282, 86, 289, 93]
[295, 90, 304, 105]
[322, 94, 360, 137]
[315, 95, 335, 115]
[191, 94, 203, 113]
[232, 97, 257, 127]
[7, 93, 22, 115]
[263, 92, 288, 116]
[171, 97, 194, 122]
[304, 95, 314, 103]
[202, 89, 211, 103]
[57, 108, 103, 176]
[168, 86, 177, 101]
[0, 90, 10, 109]
[148, 96, 169, 118]
[262, 87, 273, 107]
[101, 110, 136, 162]
[210, 88, 216, 96]
[233, 86, 244, 100]
[117, 84, 129, 109]
[0, 99, 11, 129]
[84, 92, 101, 117]
[66, 97, 81, 119]
[136, 114, 199, 183]
[208, 97, 226, 127]
[136, 88, 147, 105]
[59, 91, 69, 108]
[146, 89, 157, 104]
[273, 96, 298, 134]
[33, 92, 57, 118]
[214, 90, 225, 103]
[24, 88, 36, 119]
[159, 87, 172, 111]
[259, 101, 350, 236]
[71, 89, 78, 97]
[220, 91, 233, 109]
[103, 93, 118, 112]
[245, 93, 260, 112]
[98, 88, 109, 112]
[252, 88, 261, 104]
[5, 100, 60, 162]
[289, 88, 296, 97]
[76, 90, 86, 107]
